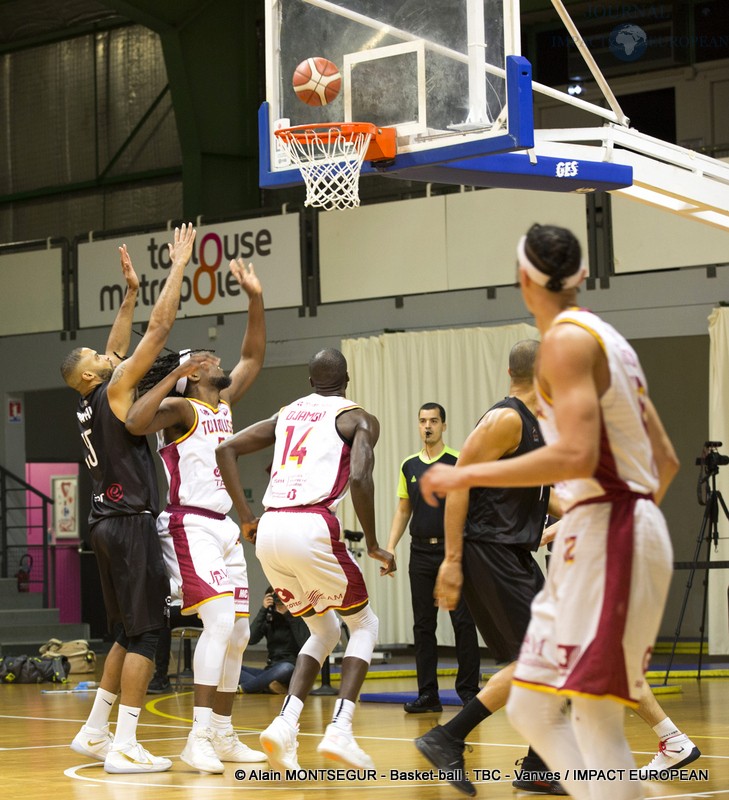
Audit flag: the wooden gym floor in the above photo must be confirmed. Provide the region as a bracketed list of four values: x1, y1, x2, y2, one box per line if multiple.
[2, 668, 728, 800]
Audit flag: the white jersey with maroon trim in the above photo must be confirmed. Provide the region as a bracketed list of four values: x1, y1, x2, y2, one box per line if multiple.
[537, 307, 659, 508]
[262, 393, 360, 510]
[158, 398, 234, 515]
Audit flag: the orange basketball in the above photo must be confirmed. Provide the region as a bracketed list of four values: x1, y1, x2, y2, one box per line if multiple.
[292, 57, 342, 106]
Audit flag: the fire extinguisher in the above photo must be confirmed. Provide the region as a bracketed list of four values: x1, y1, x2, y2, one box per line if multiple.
[15, 554, 32, 592]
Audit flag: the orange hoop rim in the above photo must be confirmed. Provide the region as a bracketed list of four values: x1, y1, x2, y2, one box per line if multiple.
[274, 122, 397, 163]
[274, 121, 379, 145]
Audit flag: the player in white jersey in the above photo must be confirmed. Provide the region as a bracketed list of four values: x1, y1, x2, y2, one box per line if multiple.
[125, 258, 266, 774]
[420, 224, 681, 800]
[216, 348, 396, 773]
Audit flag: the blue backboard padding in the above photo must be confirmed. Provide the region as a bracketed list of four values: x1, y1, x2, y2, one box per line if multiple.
[378, 153, 633, 192]
[259, 53, 633, 194]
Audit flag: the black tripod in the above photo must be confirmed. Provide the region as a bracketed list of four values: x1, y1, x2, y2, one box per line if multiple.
[664, 457, 729, 684]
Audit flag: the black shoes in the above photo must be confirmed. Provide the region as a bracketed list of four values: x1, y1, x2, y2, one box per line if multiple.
[404, 694, 443, 713]
[415, 725, 475, 796]
[512, 755, 567, 795]
[147, 674, 172, 694]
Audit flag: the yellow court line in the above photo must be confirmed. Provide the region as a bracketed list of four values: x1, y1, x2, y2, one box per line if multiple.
[145, 691, 193, 723]
[646, 669, 729, 679]
[648, 684, 682, 695]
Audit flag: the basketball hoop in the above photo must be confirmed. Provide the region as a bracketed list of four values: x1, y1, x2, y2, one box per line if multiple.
[274, 123, 396, 210]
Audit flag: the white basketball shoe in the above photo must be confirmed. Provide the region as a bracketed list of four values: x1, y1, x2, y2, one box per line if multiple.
[259, 716, 300, 772]
[104, 741, 172, 773]
[317, 724, 374, 769]
[70, 723, 113, 761]
[637, 733, 701, 779]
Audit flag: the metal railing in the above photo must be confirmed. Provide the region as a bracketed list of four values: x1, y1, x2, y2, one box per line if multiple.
[0, 465, 53, 607]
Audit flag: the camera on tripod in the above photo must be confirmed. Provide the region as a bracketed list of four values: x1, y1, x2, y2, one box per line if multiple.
[696, 441, 729, 476]
[671, 440, 729, 682]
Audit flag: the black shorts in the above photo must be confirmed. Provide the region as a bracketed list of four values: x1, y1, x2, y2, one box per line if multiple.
[90, 513, 169, 638]
[461, 539, 544, 663]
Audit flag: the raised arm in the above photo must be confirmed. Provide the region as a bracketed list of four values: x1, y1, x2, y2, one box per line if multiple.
[436, 407, 523, 609]
[222, 260, 266, 406]
[107, 224, 196, 421]
[125, 353, 218, 436]
[216, 415, 278, 538]
[104, 245, 139, 364]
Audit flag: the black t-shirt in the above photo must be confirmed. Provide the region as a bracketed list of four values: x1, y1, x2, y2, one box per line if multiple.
[464, 396, 549, 550]
[77, 382, 159, 527]
[249, 604, 310, 666]
[399, 446, 459, 541]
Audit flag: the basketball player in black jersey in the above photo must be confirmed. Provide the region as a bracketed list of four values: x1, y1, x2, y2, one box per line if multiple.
[414, 339, 564, 796]
[60, 224, 196, 774]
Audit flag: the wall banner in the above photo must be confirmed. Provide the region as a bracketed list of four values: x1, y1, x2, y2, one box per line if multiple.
[77, 214, 303, 328]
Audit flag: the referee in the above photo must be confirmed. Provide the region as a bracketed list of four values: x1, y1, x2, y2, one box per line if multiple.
[386, 403, 480, 713]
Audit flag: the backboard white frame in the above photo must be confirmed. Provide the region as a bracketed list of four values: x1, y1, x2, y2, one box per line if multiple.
[343, 40, 427, 137]
[263, 0, 522, 170]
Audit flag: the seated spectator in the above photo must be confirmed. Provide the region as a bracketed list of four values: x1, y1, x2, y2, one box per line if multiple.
[240, 587, 310, 694]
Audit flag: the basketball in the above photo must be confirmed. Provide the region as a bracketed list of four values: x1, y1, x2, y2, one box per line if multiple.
[292, 57, 341, 106]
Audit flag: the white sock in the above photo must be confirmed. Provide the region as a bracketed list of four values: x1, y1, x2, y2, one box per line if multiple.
[654, 717, 680, 740]
[280, 695, 304, 728]
[192, 706, 213, 732]
[86, 687, 117, 731]
[113, 704, 141, 746]
[330, 698, 355, 732]
[210, 711, 232, 733]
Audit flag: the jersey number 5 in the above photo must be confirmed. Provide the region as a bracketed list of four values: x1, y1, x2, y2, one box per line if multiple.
[81, 428, 98, 469]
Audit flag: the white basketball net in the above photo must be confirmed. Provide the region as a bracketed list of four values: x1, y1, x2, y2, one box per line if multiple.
[276, 126, 372, 211]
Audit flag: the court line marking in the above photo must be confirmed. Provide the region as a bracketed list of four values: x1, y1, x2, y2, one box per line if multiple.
[63, 762, 486, 792]
[6, 704, 727, 796]
[4, 709, 728, 762]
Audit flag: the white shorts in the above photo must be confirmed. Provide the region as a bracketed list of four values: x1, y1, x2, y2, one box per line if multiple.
[256, 508, 368, 616]
[157, 506, 249, 617]
[513, 495, 673, 706]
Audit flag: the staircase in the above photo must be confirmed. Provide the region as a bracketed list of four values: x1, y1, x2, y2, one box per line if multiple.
[0, 577, 89, 657]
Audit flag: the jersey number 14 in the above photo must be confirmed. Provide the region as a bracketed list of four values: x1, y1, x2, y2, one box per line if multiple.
[280, 426, 311, 467]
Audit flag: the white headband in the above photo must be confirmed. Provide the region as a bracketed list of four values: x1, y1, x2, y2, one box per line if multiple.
[517, 236, 586, 290]
[175, 349, 191, 395]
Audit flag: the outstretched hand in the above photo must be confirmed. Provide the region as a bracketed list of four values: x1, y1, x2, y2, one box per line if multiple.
[419, 463, 460, 506]
[175, 352, 220, 379]
[168, 223, 197, 266]
[368, 547, 396, 577]
[118, 244, 139, 292]
[229, 258, 263, 298]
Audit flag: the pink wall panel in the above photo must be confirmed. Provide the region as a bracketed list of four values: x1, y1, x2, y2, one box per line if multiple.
[25, 463, 81, 622]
